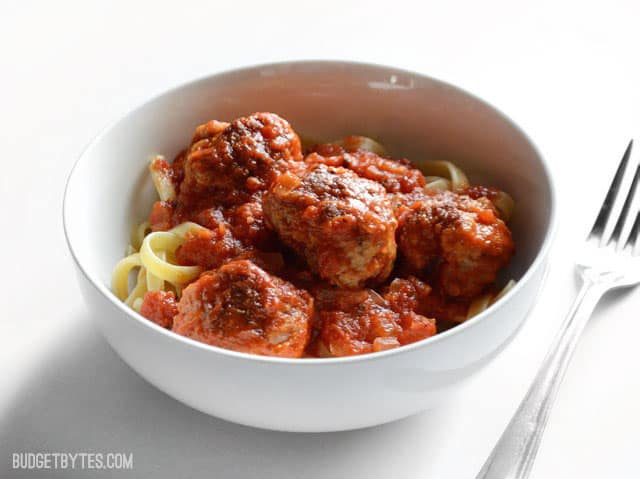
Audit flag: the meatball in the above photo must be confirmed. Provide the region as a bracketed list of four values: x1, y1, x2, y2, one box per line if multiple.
[175, 113, 303, 219]
[382, 276, 431, 320]
[305, 149, 426, 194]
[263, 164, 397, 289]
[396, 190, 514, 298]
[314, 289, 400, 356]
[381, 277, 438, 343]
[172, 260, 313, 358]
[311, 286, 436, 357]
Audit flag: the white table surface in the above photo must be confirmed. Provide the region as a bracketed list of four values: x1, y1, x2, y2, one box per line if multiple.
[2, 1, 640, 477]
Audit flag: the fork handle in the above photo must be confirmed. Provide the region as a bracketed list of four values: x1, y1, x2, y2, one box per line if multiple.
[476, 276, 608, 479]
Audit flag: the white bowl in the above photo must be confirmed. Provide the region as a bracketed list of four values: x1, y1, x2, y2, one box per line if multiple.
[63, 61, 555, 432]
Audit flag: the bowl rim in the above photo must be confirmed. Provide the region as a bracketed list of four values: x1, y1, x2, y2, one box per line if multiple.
[62, 59, 557, 366]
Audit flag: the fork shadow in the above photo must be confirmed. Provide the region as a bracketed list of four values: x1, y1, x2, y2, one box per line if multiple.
[0, 315, 456, 479]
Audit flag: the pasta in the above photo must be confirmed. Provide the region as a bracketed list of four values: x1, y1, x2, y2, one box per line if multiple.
[421, 159, 470, 191]
[111, 112, 517, 358]
[112, 219, 206, 312]
[336, 135, 388, 156]
[466, 279, 517, 321]
[492, 190, 515, 222]
[149, 155, 177, 201]
[116, 139, 516, 320]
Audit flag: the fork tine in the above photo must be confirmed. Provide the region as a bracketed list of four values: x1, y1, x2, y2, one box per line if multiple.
[588, 139, 634, 240]
[625, 211, 640, 253]
[609, 161, 640, 246]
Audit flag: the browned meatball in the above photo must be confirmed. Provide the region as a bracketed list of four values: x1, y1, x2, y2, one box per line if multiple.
[313, 288, 401, 356]
[396, 190, 514, 298]
[263, 164, 397, 289]
[382, 277, 438, 344]
[172, 260, 313, 358]
[309, 286, 436, 357]
[305, 149, 426, 194]
[175, 113, 303, 219]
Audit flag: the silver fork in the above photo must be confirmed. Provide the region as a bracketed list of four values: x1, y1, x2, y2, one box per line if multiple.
[476, 140, 640, 479]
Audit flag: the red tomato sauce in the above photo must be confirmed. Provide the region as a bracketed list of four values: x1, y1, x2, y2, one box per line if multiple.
[138, 112, 514, 358]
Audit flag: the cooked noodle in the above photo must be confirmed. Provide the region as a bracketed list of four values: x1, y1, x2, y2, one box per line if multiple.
[465, 279, 517, 321]
[492, 190, 515, 222]
[149, 155, 177, 201]
[338, 135, 388, 156]
[112, 214, 206, 311]
[420, 160, 470, 191]
[114, 139, 516, 322]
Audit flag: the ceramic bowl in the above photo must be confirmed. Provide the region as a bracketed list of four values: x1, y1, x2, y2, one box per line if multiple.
[63, 61, 555, 432]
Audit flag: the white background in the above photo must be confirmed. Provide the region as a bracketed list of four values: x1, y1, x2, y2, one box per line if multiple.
[2, 1, 640, 477]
